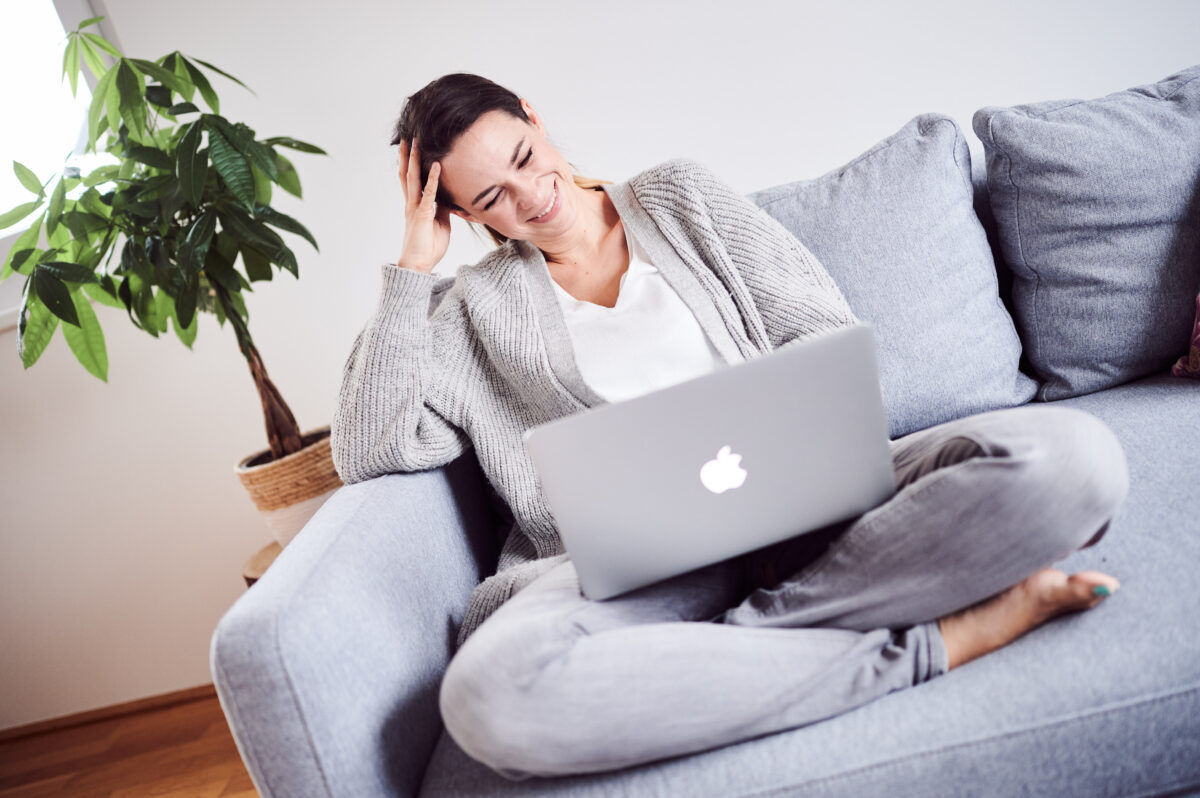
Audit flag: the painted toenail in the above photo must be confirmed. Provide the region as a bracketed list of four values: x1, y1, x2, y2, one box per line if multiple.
[1092, 585, 1111, 597]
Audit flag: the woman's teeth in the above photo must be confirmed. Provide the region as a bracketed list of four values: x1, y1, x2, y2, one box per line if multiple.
[532, 184, 557, 219]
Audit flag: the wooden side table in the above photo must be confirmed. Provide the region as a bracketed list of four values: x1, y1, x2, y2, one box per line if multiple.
[243, 541, 282, 588]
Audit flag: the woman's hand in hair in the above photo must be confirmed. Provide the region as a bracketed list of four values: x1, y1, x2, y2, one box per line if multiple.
[395, 137, 452, 274]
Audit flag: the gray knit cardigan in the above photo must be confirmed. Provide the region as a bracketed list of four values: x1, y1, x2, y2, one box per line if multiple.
[330, 157, 859, 647]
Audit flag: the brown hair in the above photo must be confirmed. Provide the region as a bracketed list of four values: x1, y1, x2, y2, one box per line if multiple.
[391, 72, 611, 247]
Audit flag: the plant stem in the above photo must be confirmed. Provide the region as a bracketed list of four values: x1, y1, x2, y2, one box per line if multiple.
[211, 281, 303, 462]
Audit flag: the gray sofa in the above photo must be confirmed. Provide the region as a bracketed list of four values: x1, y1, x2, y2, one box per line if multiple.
[211, 67, 1200, 797]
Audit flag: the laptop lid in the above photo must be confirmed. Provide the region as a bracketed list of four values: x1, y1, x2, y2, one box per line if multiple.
[522, 322, 896, 600]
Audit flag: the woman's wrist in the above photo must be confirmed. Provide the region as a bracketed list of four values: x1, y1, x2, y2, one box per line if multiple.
[394, 258, 435, 275]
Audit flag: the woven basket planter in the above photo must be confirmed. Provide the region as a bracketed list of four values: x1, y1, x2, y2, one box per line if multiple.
[234, 424, 344, 547]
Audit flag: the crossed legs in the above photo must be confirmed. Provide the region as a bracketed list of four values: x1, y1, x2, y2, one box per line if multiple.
[439, 405, 1130, 779]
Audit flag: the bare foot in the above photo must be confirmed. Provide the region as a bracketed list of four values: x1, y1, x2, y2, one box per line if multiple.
[937, 568, 1120, 670]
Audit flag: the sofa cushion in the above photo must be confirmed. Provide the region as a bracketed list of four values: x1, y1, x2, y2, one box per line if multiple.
[973, 64, 1200, 401]
[416, 375, 1200, 798]
[747, 113, 1037, 438]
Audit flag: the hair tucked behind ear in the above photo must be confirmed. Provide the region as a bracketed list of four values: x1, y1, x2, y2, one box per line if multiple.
[391, 72, 610, 248]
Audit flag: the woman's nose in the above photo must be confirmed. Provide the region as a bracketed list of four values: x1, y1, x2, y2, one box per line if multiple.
[516, 179, 545, 217]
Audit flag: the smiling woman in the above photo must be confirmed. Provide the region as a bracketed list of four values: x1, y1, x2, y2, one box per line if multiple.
[388, 72, 612, 250]
[326, 68, 1130, 783]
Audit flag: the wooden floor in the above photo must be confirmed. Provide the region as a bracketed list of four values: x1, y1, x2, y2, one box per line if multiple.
[0, 690, 257, 797]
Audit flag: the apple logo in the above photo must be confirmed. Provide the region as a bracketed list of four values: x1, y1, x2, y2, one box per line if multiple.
[699, 445, 748, 494]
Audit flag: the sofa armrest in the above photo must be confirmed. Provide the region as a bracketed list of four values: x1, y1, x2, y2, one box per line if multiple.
[211, 453, 497, 798]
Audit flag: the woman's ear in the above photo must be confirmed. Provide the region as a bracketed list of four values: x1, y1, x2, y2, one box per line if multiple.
[520, 97, 546, 137]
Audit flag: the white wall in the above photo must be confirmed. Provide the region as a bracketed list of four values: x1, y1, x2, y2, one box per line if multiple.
[2, 0, 1197, 729]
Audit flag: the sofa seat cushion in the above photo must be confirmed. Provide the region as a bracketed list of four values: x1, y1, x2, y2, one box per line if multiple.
[418, 374, 1200, 798]
[974, 64, 1200, 401]
[747, 113, 1038, 439]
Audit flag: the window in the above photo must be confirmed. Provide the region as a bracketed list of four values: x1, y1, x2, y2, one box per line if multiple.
[0, 0, 109, 332]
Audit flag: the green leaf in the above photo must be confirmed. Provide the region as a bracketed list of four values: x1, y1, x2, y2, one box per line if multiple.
[167, 101, 200, 115]
[134, 277, 158, 336]
[18, 291, 60, 369]
[181, 58, 219, 113]
[77, 16, 106, 31]
[0, 200, 42, 232]
[204, 247, 243, 295]
[115, 59, 148, 139]
[178, 208, 216, 275]
[77, 36, 108, 80]
[117, 272, 134, 314]
[83, 32, 122, 58]
[208, 128, 255, 208]
[145, 85, 172, 109]
[176, 123, 207, 207]
[63, 209, 87, 240]
[239, 134, 278, 181]
[63, 37, 81, 96]
[190, 57, 254, 94]
[79, 187, 112, 217]
[251, 162, 272, 205]
[129, 58, 187, 94]
[273, 151, 301, 198]
[163, 52, 196, 104]
[40, 261, 99, 284]
[240, 245, 272, 282]
[128, 145, 174, 171]
[263, 136, 327, 155]
[62, 288, 108, 380]
[46, 219, 70, 249]
[33, 266, 79, 326]
[2, 212, 44, 280]
[173, 299, 198, 348]
[154, 284, 173, 334]
[217, 203, 288, 262]
[45, 180, 67, 235]
[103, 65, 121, 141]
[254, 204, 318, 251]
[174, 271, 199, 330]
[82, 280, 124, 308]
[13, 162, 44, 195]
[86, 68, 117, 150]
[13, 162, 44, 196]
[205, 116, 277, 179]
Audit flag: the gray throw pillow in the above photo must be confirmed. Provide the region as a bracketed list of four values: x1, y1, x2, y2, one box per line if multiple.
[749, 113, 1037, 438]
[973, 64, 1200, 401]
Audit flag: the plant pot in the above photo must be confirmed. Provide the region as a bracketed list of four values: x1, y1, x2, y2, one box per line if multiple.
[234, 424, 344, 547]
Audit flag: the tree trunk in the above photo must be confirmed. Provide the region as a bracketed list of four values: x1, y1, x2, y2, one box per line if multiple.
[213, 284, 303, 462]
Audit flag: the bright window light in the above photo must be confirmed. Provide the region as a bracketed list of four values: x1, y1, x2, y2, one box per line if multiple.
[0, 1, 94, 212]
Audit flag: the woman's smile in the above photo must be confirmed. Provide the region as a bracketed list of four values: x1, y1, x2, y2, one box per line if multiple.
[528, 179, 560, 223]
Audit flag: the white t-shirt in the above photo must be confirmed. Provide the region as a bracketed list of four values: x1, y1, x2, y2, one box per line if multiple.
[550, 220, 725, 403]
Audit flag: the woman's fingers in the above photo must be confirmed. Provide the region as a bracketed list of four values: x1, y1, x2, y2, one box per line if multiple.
[404, 138, 421, 209]
[421, 161, 441, 212]
[397, 139, 411, 204]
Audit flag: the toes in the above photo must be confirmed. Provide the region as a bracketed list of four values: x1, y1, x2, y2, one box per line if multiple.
[1065, 571, 1120, 607]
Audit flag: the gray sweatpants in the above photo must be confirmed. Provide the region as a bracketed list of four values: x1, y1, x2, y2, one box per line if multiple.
[439, 404, 1130, 779]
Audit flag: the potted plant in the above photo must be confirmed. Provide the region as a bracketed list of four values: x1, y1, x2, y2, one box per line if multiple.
[0, 16, 341, 547]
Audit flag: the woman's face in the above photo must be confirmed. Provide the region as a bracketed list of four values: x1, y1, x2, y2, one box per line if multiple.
[438, 99, 581, 244]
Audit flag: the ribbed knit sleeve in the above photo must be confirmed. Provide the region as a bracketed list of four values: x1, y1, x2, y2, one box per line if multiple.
[674, 158, 859, 347]
[330, 263, 473, 483]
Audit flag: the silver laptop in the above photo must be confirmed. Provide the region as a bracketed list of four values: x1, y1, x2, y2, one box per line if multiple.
[522, 322, 896, 600]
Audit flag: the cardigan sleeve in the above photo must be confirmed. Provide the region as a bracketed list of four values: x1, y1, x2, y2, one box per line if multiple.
[674, 158, 859, 347]
[330, 263, 473, 483]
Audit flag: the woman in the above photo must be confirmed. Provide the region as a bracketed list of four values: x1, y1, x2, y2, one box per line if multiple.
[331, 73, 1129, 780]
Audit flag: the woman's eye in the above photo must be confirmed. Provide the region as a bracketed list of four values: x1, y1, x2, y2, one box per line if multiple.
[483, 149, 534, 210]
